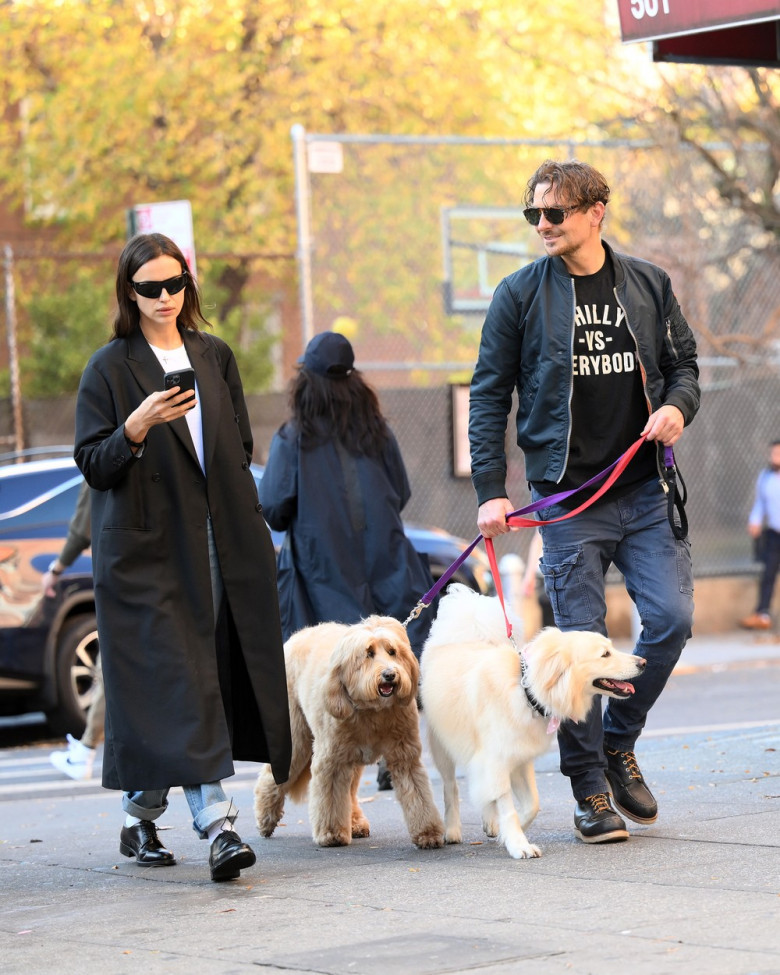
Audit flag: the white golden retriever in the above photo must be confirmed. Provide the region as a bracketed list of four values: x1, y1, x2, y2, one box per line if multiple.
[254, 616, 444, 850]
[420, 584, 646, 859]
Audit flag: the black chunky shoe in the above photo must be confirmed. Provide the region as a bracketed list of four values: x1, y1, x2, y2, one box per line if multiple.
[209, 830, 256, 882]
[605, 748, 658, 824]
[573, 793, 629, 844]
[119, 820, 176, 866]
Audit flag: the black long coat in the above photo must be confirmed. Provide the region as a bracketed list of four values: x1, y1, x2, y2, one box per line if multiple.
[74, 327, 291, 791]
[258, 422, 435, 656]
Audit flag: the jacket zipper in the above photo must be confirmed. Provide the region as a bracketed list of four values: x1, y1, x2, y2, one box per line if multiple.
[665, 318, 678, 357]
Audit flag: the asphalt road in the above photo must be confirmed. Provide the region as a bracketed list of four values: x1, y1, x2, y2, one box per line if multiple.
[2, 660, 778, 755]
[643, 663, 780, 735]
[1, 663, 777, 809]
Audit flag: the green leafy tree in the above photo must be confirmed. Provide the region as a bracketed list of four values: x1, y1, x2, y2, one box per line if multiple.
[0, 0, 645, 392]
[22, 264, 114, 395]
[202, 260, 278, 392]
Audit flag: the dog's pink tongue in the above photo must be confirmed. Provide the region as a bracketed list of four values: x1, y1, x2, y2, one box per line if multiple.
[611, 680, 635, 694]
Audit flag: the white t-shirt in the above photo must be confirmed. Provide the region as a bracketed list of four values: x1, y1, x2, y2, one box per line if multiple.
[148, 343, 205, 473]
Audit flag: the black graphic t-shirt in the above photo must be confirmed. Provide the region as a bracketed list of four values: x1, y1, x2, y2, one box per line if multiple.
[533, 249, 657, 507]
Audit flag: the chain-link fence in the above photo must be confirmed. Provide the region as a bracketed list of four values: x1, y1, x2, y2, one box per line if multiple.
[2, 134, 777, 577]
[296, 133, 780, 575]
[3, 246, 296, 395]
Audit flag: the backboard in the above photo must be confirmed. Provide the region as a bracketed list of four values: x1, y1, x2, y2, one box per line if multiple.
[441, 206, 535, 315]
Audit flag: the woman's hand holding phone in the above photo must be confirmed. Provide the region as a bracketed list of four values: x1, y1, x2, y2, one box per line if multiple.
[124, 369, 197, 446]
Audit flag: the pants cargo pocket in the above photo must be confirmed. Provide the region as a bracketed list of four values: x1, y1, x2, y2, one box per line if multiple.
[539, 547, 592, 626]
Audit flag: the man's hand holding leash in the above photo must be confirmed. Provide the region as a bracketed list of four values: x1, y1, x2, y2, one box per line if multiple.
[642, 405, 684, 445]
[478, 497, 517, 539]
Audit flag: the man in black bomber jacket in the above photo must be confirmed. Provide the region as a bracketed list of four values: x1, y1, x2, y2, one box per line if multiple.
[469, 159, 700, 845]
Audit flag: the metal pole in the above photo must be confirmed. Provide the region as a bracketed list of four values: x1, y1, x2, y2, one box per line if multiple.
[291, 123, 315, 351]
[3, 245, 24, 454]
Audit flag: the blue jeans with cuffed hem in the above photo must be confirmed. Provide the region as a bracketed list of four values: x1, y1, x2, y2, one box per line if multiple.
[535, 477, 694, 801]
[122, 782, 237, 839]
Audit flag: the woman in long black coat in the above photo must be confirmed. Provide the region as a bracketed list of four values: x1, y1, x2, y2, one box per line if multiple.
[75, 233, 291, 882]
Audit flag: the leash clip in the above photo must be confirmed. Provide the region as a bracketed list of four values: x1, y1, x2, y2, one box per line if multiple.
[660, 444, 676, 496]
[402, 600, 428, 628]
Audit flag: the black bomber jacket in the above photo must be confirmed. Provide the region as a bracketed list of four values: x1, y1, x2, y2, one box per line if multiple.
[468, 240, 700, 506]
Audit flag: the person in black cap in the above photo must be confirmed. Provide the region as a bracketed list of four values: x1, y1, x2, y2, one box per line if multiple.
[297, 330, 356, 377]
[259, 331, 436, 789]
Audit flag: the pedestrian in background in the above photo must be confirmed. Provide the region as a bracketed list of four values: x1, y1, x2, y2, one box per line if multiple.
[45, 480, 104, 781]
[259, 331, 435, 657]
[469, 159, 700, 844]
[74, 232, 291, 882]
[259, 331, 435, 790]
[739, 439, 780, 631]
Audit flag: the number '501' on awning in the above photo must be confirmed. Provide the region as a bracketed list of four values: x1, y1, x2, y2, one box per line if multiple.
[616, 0, 780, 67]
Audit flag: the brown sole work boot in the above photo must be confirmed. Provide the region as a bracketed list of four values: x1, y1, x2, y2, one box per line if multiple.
[605, 748, 658, 824]
[573, 793, 629, 844]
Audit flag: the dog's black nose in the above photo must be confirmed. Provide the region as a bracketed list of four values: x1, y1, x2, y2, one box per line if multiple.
[381, 669, 397, 683]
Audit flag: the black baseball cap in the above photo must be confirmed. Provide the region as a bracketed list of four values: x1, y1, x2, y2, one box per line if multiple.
[298, 331, 355, 377]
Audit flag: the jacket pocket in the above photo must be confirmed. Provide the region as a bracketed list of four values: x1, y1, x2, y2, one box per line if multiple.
[665, 307, 696, 361]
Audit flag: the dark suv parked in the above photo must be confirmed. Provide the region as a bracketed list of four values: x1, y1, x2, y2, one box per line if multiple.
[0, 449, 97, 734]
[0, 449, 493, 734]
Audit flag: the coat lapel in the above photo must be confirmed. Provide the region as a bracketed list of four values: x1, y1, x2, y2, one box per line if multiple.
[125, 327, 212, 472]
[183, 330, 222, 477]
[125, 326, 164, 397]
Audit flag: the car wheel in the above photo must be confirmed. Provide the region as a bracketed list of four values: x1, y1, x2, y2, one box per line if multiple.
[46, 614, 100, 737]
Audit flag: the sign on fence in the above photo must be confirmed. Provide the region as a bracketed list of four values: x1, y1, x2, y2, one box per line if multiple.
[126, 200, 197, 276]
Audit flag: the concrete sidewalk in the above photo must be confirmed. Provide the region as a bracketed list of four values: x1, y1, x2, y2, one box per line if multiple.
[1, 633, 778, 975]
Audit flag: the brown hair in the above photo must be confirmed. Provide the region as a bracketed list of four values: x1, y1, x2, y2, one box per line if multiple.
[112, 233, 210, 339]
[524, 160, 611, 218]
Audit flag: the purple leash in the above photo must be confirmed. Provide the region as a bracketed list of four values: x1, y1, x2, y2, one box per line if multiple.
[403, 440, 684, 626]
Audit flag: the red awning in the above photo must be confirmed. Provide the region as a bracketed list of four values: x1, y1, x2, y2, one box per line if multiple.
[616, 0, 780, 66]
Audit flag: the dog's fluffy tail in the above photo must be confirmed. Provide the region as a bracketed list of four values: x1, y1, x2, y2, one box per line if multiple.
[426, 583, 522, 649]
[286, 767, 312, 804]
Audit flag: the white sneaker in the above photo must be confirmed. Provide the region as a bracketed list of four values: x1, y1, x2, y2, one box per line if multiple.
[49, 734, 96, 781]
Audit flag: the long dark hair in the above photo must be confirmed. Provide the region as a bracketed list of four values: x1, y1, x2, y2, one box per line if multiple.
[290, 367, 390, 456]
[112, 233, 210, 338]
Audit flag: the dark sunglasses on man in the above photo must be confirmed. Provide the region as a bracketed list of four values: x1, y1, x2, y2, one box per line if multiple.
[131, 273, 188, 300]
[522, 206, 580, 227]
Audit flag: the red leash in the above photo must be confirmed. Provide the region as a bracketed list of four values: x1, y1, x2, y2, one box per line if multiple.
[504, 434, 647, 529]
[485, 435, 648, 639]
[404, 435, 648, 632]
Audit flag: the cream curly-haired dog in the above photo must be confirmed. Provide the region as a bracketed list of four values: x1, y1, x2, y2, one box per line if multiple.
[254, 616, 444, 849]
[421, 584, 646, 859]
